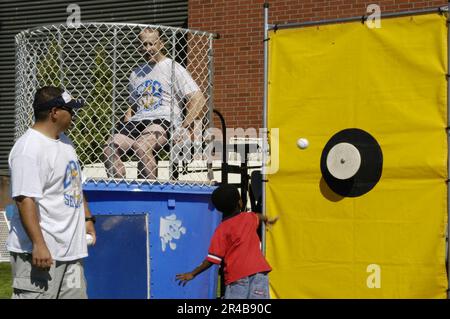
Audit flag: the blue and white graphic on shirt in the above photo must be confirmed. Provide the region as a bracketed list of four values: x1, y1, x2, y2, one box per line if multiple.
[132, 79, 163, 112]
[129, 63, 163, 114]
[63, 160, 83, 208]
[127, 59, 199, 125]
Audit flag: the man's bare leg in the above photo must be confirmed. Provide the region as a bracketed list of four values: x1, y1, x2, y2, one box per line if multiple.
[134, 124, 168, 179]
[103, 133, 135, 178]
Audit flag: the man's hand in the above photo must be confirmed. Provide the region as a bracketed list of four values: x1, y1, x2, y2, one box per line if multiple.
[15, 196, 52, 269]
[173, 127, 191, 145]
[123, 107, 133, 122]
[85, 220, 97, 246]
[176, 272, 195, 286]
[83, 195, 97, 246]
[32, 242, 53, 269]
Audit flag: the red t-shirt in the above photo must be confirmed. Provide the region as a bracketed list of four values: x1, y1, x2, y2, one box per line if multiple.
[206, 212, 272, 285]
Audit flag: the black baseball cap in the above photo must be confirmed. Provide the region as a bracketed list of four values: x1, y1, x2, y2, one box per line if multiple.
[33, 90, 84, 111]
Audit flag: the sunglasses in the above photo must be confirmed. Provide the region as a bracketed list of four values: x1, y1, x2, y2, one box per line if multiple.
[58, 106, 75, 116]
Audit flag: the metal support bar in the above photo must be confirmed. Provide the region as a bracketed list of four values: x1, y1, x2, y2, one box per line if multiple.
[169, 32, 176, 180]
[207, 36, 214, 128]
[446, 0, 450, 299]
[24, 22, 219, 39]
[262, 1, 269, 254]
[270, 6, 447, 31]
[57, 29, 64, 89]
[111, 27, 118, 167]
[213, 109, 228, 184]
[146, 213, 151, 299]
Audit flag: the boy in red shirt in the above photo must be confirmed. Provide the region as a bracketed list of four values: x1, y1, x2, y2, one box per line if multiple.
[176, 184, 278, 299]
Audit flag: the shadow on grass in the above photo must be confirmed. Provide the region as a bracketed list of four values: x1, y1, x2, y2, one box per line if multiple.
[0, 262, 11, 299]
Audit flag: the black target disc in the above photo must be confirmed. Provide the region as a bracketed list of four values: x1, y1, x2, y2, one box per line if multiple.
[320, 128, 383, 197]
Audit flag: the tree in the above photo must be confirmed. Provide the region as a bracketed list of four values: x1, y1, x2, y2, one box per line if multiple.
[37, 41, 114, 166]
[70, 45, 113, 165]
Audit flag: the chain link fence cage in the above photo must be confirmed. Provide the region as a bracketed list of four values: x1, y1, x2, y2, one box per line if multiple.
[0, 211, 10, 262]
[15, 23, 218, 186]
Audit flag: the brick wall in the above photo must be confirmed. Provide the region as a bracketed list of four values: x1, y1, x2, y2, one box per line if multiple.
[0, 175, 13, 210]
[189, 0, 447, 130]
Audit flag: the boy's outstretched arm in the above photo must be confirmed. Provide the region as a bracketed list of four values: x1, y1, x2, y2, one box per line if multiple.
[176, 259, 213, 286]
[256, 213, 279, 227]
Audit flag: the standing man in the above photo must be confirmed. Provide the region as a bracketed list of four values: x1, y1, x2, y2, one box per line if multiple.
[7, 86, 96, 299]
[103, 28, 206, 179]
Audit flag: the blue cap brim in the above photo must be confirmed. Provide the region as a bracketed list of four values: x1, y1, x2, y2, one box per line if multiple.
[65, 99, 84, 109]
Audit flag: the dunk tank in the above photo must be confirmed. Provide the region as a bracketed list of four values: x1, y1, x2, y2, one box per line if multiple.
[14, 23, 220, 298]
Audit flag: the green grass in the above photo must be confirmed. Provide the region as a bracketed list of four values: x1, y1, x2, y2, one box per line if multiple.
[1, 262, 219, 299]
[0, 263, 12, 299]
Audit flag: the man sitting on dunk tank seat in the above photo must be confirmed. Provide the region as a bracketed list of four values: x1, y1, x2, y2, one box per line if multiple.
[103, 28, 206, 179]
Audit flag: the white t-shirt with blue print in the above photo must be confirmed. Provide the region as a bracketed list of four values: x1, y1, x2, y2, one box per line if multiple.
[128, 57, 200, 127]
[7, 128, 87, 261]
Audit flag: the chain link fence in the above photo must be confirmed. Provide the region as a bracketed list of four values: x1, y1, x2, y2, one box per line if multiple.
[15, 23, 217, 186]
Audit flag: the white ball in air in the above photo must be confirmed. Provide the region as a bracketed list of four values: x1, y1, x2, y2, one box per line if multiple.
[297, 138, 309, 149]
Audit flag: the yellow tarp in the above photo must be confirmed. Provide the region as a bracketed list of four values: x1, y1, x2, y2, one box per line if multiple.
[266, 13, 448, 298]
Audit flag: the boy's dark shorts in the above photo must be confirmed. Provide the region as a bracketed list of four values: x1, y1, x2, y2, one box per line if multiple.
[116, 119, 171, 140]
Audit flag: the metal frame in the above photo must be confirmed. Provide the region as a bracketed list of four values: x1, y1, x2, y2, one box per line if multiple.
[20, 22, 219, 39]
[262, 1, 269, 254]
[146, 213, 151, 299]
[446, 0, 450, 299]
[263, 3, 450, 295]
[111, 27, 118, 168]
[268, 6, 447, 31]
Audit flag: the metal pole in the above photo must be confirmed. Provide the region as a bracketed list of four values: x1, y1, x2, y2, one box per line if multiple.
[146, 214, 151, 299]
[112, 27, 118, 174]
[14, 34, 24, 139]
[213, 109, 227, 184]
[262, 1, 269, 254]
[58, 28, 64, 89]
[25, 23, 219, 40]
[207, 35, 215, 181]
[169, 32, 176, 180]
[207, 35, 214, 130]
[446, 2, 450, 299]
[270, 6, 445, 30]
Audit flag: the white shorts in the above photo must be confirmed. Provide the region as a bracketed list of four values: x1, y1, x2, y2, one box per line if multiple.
[10, 252, 87, 299]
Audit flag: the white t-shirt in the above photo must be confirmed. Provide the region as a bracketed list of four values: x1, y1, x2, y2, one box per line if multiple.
[7, 128, 88, 261]
[128, 57, 200, 127]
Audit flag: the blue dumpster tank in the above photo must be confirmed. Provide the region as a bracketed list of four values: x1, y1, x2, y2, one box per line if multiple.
[83, 181, 221, 299]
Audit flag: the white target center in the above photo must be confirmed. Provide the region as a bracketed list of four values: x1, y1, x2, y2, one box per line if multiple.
[326, 142, 361, 180]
